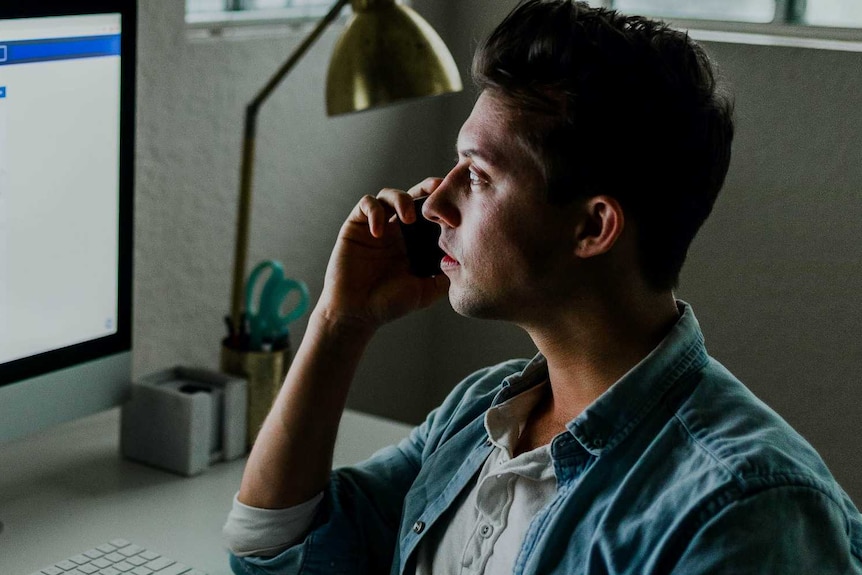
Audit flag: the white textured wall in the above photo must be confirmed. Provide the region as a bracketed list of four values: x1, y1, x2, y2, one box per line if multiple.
[133, 0, 455, 422]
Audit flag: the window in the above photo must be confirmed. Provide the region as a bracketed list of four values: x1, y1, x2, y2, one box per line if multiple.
[592, 0, 862, 28]
[610, 0, 775, 23]
[804, 0, 862, 27]
[186, 0, 337, 24]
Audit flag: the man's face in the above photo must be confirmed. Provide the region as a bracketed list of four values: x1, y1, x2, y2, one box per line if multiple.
[424, 92, 581, 323]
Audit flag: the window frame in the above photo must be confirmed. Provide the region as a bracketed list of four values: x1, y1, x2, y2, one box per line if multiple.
[590, 0, 862, 49]
[186, 0, 862, 47]
[186, 0, 351, 40]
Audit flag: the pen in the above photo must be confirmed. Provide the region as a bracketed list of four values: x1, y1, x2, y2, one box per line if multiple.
[240, 312, 251, 351]
[224, 315, 236, 347]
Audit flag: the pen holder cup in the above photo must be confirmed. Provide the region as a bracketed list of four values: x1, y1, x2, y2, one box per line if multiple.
[220, 342, 292, 450]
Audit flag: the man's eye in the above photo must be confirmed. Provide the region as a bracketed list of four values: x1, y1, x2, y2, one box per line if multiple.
[468, 170, 484, 186]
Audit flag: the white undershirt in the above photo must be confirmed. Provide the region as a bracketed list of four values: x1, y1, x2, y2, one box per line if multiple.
[415, 381, 556, 575]
[223, 491, 323, 557]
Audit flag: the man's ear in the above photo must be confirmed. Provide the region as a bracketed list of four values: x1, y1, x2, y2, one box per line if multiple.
[573, 195, 625, 259]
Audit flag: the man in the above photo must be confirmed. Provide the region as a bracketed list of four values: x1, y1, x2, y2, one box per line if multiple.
[224, 1, 862, 573]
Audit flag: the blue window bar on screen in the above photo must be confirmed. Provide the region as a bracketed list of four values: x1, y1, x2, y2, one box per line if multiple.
[0, 35, 121, 67]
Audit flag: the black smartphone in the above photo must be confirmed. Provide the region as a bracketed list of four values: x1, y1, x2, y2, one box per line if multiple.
[399, 196, 444, 277]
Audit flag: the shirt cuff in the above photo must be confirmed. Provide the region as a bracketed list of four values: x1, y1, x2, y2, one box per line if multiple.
[222, 491, 324, 558]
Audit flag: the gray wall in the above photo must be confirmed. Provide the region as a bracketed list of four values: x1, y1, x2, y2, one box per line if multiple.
[680, 40, 862, 504]
[135, 1, 861, 503]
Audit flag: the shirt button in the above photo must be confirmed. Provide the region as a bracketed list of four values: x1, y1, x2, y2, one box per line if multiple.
[412, 521, 425, 534]
[479, 524, 493, 538]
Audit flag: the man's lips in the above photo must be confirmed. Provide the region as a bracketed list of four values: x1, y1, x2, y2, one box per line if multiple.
[440, 244, 460, 269]
[441, 254, 459, 267]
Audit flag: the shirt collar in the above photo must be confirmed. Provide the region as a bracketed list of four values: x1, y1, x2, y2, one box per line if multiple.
[568, 300, 708, 455]
[485, 381, 547, 458]
[493, 300, 709, 457]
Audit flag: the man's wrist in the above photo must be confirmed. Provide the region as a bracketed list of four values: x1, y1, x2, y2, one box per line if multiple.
[309, 303, 379, 345]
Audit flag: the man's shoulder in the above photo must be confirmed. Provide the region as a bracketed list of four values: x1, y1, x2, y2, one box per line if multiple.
[672, 357, 857, 515]
[611, 357, 862, 565]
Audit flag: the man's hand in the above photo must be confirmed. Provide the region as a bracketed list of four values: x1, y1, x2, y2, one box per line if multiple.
[316, 177, 450, 331]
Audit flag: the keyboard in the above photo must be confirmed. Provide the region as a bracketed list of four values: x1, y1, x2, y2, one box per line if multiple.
[29, 539, 207, 575]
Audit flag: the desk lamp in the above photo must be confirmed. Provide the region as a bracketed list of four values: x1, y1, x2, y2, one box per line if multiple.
[222, 0, 462, 445]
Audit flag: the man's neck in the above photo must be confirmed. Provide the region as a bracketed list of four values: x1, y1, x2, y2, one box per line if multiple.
[523, 293, 680, 430]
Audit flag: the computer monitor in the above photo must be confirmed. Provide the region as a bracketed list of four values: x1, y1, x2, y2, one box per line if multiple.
[0, 0, 135, 443]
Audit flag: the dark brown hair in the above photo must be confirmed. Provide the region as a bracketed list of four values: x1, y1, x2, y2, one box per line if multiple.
[473, 0, 735, 291]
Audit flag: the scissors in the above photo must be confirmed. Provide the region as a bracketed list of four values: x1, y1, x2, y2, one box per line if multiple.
[244, 260, 310, 351]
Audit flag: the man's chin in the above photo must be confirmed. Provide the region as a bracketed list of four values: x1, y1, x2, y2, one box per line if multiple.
[448, 289, 507, 321]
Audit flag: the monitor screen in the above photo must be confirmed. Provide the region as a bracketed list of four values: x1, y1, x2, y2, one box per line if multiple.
[0, 0, 134, 443]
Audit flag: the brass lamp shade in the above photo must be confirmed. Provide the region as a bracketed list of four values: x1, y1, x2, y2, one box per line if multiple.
[326, 0, 462, 115]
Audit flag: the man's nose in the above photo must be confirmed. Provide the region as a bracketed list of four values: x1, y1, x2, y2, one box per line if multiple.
[423, 170, 461, 228]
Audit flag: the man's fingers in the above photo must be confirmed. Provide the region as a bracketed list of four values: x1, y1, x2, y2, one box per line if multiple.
[353, 181, 443, 236]
[379, 178, 444, 225]
[407, 177, 443, 199]
[356, 194, 390, 238]
[377, 188, 417, 225]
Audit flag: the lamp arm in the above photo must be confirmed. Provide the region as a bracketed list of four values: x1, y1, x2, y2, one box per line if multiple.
[229, 0, 351, 337]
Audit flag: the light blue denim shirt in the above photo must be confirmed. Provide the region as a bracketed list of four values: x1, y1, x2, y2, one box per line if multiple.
[230, 302, 862, 575]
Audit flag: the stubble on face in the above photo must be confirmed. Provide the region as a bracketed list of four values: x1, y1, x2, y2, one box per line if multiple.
[444, 93, 579, 324]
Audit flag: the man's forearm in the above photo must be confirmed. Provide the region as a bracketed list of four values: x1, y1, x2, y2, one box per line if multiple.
[237, 307, 376, 510]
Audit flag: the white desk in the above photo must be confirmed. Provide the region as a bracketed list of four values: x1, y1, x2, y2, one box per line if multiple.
[0, 408, 413, 575]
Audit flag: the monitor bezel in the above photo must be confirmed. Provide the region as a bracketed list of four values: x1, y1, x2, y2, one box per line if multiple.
[0, 0, 135, 389]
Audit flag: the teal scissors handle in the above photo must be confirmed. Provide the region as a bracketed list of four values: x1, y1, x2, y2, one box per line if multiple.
[264, 279, 310, 331]
[244, 260, 310, 349]
[245, 260, 285, 317]
[245, 260, 285, 349]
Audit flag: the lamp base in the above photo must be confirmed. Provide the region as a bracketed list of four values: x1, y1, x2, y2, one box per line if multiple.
[220, 341, 292, 449]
